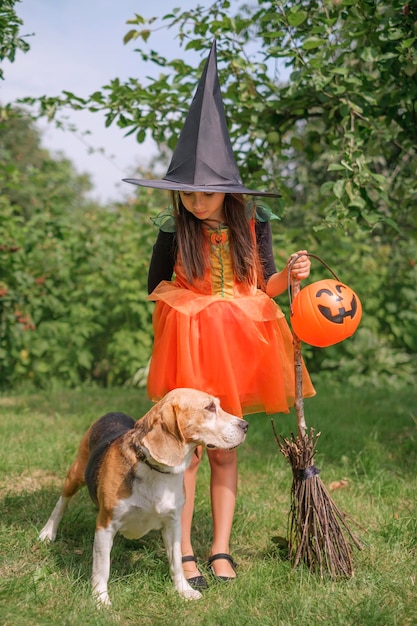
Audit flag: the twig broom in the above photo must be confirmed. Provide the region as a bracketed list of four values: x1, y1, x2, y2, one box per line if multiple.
[272, 266, 362, 578]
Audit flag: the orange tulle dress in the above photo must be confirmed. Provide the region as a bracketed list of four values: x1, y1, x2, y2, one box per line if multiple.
[147, 221, 315, 417]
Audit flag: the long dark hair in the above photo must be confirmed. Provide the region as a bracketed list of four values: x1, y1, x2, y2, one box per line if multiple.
[171, 192, 261, 286]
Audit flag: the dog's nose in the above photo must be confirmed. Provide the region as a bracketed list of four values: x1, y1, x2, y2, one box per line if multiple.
[239, 420, 249, 433]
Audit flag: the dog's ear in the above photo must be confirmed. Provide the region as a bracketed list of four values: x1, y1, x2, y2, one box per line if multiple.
[141, 402, 186, 467]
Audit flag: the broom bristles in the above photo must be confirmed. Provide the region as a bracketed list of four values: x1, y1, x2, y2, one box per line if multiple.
[275, 427, 362, 578]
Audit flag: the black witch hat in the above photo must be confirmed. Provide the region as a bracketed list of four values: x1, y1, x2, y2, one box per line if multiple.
[123, 40, 280, 197]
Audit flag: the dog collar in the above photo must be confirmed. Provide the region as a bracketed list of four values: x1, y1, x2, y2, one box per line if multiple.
[135, 444, 171, 474]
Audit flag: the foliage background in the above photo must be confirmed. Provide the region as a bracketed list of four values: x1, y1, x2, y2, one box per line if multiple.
[1, 0, 416, 390]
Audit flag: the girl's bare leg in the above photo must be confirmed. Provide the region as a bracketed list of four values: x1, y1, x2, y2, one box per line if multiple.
[207, 448, 238, 578]
[181, 446, 203, 579]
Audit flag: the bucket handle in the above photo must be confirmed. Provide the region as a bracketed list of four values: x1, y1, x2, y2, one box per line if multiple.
[287, 253, 341, 314]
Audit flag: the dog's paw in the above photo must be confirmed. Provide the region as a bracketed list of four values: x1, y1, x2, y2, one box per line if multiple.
[93, 590, 112, 608]
[180, 588, 202, 601]
[38, 523, 56, 542]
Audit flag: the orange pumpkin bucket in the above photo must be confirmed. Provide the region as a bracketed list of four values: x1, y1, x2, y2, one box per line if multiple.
[289, 254, 362, 347]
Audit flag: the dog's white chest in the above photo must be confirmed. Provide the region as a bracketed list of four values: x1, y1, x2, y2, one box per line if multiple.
[114, 471, 184, 540]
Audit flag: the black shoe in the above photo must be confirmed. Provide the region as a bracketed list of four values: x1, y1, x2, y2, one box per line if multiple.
[182, 555, 208, 590]
[207, 553, 237, 582]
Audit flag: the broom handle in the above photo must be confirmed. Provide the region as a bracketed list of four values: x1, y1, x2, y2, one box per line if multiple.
[291, 277, 307, 438]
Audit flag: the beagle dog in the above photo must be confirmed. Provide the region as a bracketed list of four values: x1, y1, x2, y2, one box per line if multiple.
[39, 388, 248, 604]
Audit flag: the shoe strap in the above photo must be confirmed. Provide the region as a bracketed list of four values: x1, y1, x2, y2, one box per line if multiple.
[207, 553, 237, 569]
[182, 555, 198, 564]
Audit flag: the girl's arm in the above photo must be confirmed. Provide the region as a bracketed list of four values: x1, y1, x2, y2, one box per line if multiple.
[148, 230, 176, 294]
[256, 221, 310, 298]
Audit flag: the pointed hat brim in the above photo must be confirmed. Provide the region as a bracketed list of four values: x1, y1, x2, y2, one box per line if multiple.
[122, 177, 280, 197]
[124, 40, 280, 198]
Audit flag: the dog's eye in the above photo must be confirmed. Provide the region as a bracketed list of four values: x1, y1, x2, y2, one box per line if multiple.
[205, 402, 216, 413]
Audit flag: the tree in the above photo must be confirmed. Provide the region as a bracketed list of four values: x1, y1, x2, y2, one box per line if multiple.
[0, 108, 92, 220]
[0, 110, 158, 389]
[0, 0, 30, 80]
[21, 1, 417, 229]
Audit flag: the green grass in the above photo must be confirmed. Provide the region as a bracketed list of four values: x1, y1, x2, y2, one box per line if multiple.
[1, 384, 416, 626]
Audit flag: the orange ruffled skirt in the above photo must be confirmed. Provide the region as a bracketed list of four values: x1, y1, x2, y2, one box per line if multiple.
[147, 281, 315, 418]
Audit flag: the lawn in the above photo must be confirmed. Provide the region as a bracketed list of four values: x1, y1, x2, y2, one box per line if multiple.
[0, 383, 416, 625]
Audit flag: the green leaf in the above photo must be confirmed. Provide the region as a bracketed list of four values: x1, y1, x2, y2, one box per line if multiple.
[329, 67, 349, 76]
[290, 136, 303, 150]
[287, 10, 307, 27]
[123, 29, 139, 44]
[126, 14, 146, 25]
[302, 37, 323, 50]
[77, 350, 92, 369]
[140, 29, 151, 43]
[320, 181, 334, 194]
[370, 173, 386, 185]
[386, 29, 403, 41]
[333, 179, 345, 199]
[360, 47, 380, 62]
[402, 37, 416, 49]
[327, 163, 345, 171]
[348, 197, 366, 210]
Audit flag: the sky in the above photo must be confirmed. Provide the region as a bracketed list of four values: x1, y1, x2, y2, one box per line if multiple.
[3, 0, 206, 204]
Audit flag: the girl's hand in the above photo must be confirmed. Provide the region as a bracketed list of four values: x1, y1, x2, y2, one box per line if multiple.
[266, 250, 311, 297]
[287, 250, 311, 281]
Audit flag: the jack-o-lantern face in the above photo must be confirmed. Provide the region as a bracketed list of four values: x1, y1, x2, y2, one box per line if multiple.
[291, 279, 362, 347]
[316, 284, 359, 325]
